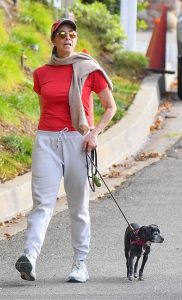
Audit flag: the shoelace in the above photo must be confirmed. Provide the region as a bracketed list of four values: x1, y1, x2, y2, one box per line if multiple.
[73, 260, 83, 270]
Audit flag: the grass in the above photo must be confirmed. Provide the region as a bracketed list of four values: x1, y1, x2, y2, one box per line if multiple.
[0, 10, 9, 44]
[0, 96, 21, 125]
[2, 82, 39, 121]
[0, 135, 33, 156]
[19, 0, 54, 36]
[0, 152, 25, 182]
[0, 56, 24, 92]
[0, 135, 33, 182]
[0, 1, 53, 92]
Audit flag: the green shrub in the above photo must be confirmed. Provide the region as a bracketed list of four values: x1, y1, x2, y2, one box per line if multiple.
[137, 19, 148, 31]
[0, 152, 25, 182]
[0, 135, 33, 156]
[72, 1, 125, 52]
[0, 135, 33, 181]
[75, 27, 100, 58]
[19, 0, 54, 36]
[113, 50, 149, 78]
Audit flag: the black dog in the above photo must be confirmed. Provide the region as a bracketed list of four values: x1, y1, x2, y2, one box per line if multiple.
[124, 223, 164, 281]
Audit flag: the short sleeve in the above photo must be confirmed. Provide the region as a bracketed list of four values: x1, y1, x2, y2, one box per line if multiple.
[33, 70, 41, 94]
[88, 70, 109, 94]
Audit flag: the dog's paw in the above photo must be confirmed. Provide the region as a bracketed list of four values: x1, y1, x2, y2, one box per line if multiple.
[128, 276, 133, 281]
[138, 276, 144, 281]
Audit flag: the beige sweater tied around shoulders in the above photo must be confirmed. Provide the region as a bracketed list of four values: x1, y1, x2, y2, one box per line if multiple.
[47, 52, 113, 136]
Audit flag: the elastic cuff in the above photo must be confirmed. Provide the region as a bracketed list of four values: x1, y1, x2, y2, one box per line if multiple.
[24, 248, 38, 260]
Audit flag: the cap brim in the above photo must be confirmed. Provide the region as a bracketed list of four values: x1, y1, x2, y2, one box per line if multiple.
[59, 20, 77, 31]
[51, 19, 77, 41]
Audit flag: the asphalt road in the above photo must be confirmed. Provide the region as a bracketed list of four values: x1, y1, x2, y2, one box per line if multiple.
[0, 135, 182, 300]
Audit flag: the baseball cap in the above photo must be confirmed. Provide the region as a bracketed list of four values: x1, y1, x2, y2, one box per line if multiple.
[51, 18, 77, 40]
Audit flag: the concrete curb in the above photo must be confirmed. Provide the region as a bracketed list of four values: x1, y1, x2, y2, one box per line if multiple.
[0, 73, 161, 222]
[97, 74, 161, 172]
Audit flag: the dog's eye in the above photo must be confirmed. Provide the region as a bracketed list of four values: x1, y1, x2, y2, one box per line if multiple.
[153, 231, 158, 235]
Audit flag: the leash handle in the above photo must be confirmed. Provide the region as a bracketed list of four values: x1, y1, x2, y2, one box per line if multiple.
[86, 149, 98, 192]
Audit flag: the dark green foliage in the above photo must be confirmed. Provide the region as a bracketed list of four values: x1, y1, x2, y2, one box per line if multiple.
[0, 135, 33, 156]
[72, 1, 125, 52]
[113, 50, 149, 78]
[82, 0, 120, 14]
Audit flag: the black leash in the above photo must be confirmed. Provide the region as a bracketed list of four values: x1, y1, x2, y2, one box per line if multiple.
[86, 149, 98, 192]
[86, 149, 132, 229]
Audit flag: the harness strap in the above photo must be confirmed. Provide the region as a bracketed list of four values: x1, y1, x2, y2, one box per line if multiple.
[130, 228, 145, 246]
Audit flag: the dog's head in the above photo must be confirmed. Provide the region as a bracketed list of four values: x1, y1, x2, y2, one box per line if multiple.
[139, 224, 164, 243]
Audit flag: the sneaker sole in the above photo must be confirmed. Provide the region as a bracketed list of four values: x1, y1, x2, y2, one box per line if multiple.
[68, 275, 89, 283]
[15, 256, 35, 281]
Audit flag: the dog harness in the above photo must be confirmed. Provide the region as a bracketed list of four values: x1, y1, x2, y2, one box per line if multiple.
[130, 229, 145, 246]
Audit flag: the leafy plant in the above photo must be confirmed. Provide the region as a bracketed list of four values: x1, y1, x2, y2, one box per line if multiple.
[137, 0, 149, 31]
[81, 0, 149, 30]
[113, 50, 149, 78]
[0, 135, 33, 156]
[82, 0, 120, 14]
[72, 1, 125, 52]
[75, 27, 100, 58]
[19, 0, 54, 35]
[0, 152, 25, 182]
[0, 135, 33, 182]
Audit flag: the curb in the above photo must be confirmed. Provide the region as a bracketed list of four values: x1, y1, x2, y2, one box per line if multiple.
[97, 74, 161, 172]
[0, 73, 161, 222]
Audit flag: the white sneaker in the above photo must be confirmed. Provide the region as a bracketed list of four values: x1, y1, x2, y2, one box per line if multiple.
[68, 260, 89, 283]
[15, 253, 36, 281]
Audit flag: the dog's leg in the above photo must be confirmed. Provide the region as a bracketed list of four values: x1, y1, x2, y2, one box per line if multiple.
[134, 256, 141, 278]
[124, 247, 129, 278]
[128, 254, 135, 281]
[139, 246, 151, 280]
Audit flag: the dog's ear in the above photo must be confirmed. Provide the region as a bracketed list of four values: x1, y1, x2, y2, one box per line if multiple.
[149, 224, 160, 232]
[138, 226, 150, 241]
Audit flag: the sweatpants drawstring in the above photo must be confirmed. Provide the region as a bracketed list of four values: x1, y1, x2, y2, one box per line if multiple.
[57, 127, 69, 147]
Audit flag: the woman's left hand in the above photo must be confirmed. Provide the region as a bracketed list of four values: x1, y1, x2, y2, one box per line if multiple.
[82, 131, 98, 151]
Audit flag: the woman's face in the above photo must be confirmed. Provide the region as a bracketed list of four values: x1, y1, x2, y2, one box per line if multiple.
[52, 24, 77, 58]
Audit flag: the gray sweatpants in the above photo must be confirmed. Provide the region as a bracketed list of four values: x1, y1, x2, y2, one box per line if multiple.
[24, 129, 90, 261]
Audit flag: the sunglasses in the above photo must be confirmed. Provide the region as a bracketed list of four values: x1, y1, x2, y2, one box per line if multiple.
[57, 31, 77, 39]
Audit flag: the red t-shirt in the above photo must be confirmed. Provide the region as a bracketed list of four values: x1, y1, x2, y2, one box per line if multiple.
[33, 64, 108, 131]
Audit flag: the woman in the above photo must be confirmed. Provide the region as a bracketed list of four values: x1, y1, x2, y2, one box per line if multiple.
[15, 18, 116, 283]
